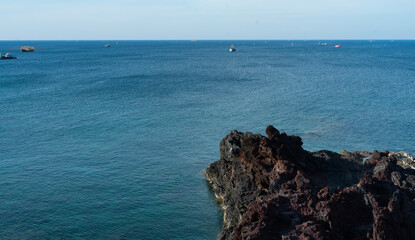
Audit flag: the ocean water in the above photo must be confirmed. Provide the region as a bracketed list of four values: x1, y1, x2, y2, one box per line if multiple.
[1, 40, 414, 239]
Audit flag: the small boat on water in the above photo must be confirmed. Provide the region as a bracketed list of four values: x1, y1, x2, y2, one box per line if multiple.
[334, 44, 342, 48]
[229, 44, 236, 52]
[21, 46, 35, 52]
[1, 53, 17, 60]
[319, 42, 328, 46]
[104, 44, 111, 48]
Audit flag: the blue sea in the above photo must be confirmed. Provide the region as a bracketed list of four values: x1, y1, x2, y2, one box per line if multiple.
[1, 40, 414, 239]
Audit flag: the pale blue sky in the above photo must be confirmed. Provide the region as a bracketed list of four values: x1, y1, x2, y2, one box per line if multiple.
[1, 0, 414, 40]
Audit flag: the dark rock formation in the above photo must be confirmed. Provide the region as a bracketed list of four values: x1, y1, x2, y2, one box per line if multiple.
[206, 126, 415, 240]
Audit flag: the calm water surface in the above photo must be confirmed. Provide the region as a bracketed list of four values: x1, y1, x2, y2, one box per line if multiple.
[1, 40, 414, 239]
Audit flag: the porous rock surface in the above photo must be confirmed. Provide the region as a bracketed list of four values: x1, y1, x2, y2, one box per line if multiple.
[205, 126, 415, 240]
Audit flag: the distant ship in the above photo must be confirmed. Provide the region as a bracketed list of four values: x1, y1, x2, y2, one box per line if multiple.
[21, 46, 35, 52]
[1, 53, 17, 60]
[104, 44, 111, 48]
[334, 44, 342, 48]
[319, 42, 328, 46]
[229, 45, 236, 52]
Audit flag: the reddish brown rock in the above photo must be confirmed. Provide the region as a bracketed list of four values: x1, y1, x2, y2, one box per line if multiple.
[317, 187, 330, 200]
[206, 126, 415, 240]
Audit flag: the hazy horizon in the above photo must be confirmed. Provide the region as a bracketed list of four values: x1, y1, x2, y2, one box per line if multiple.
[2, 0, 415, 41]
[1, 39, 414, 42]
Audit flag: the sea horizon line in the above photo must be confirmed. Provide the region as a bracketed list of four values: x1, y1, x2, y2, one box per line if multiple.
[1, 39, 414, 42]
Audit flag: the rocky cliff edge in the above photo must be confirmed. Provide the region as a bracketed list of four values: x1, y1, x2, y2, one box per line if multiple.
[206, 125, 415, 240]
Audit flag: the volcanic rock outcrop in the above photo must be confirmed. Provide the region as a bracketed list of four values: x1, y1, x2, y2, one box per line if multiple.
[206, 126, 415, 240]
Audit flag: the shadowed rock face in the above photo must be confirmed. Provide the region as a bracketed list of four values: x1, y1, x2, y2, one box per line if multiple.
[205, 126, 415, 240]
